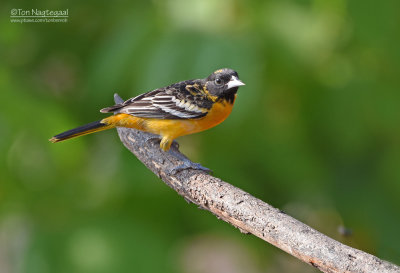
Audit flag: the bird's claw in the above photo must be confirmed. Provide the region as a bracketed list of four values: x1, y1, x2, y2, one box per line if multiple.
[167, 161, 212, 175]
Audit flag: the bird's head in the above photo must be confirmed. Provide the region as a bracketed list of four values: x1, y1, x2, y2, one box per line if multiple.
[205, 68, 245, 101]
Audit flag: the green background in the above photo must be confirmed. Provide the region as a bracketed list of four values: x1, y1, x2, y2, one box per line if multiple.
[1, 0, 400, 272]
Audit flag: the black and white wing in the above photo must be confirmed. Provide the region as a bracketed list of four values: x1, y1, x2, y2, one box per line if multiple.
[100, 82, 212, 119]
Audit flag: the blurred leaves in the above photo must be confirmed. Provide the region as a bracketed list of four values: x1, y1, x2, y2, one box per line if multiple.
[1, 0, 400, 272]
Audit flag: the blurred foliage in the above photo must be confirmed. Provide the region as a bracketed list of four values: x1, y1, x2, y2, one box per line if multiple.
[1, 0, 400, 272]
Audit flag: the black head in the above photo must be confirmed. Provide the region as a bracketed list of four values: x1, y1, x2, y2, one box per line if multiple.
[205, 68, 245, 102]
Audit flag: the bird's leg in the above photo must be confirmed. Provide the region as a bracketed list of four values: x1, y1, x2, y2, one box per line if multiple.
[166, 142, 212, 175]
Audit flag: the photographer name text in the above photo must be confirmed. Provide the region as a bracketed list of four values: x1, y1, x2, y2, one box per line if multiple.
[11, 9, 69, 17]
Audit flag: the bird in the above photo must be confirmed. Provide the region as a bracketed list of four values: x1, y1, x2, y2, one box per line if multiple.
[50, 68, 245, 157]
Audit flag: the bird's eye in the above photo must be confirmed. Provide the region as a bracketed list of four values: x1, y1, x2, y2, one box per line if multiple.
[215, 78, 222, 85]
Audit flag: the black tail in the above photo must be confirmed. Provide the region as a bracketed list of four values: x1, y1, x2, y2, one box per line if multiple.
[49, 120, 113, 143]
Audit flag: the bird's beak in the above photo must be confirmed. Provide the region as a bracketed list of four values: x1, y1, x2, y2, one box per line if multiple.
[227, 76, 245, 89]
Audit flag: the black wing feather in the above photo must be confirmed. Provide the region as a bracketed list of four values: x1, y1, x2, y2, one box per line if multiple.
[100, 80, 213, 120]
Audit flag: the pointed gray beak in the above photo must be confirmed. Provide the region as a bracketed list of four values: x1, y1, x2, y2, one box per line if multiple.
[227, 76, 245, 89]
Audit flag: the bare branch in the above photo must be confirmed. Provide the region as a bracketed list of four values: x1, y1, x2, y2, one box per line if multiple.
[114, 94, 400, 273]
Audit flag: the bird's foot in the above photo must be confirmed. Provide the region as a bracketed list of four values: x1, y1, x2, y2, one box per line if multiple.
[167, 149, 212, 175]
[169, 162, 212, 175]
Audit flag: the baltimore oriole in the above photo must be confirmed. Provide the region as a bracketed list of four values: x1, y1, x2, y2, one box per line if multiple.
[50, 68, 245, 152]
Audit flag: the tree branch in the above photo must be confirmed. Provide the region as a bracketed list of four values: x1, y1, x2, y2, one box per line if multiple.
[114, 95, 399, 273]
